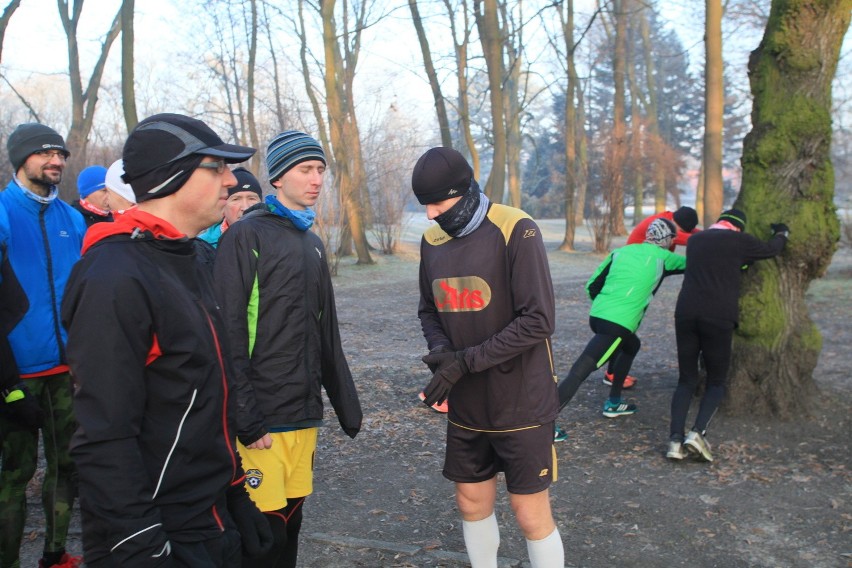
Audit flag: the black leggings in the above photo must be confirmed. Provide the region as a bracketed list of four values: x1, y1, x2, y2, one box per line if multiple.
[669, 317, 735, 440]
[243, 497, 304, 568]
[558, 317, 641, 410]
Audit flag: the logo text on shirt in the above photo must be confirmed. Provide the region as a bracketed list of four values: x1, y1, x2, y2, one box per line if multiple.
[432, 276, 491, 312]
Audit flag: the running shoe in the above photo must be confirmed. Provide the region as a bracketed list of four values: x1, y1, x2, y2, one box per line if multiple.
[684, 430, 713, 462]
[602, 400, 637, 418]
[603, 371, 636, 389]
[40, 554, 82, 568]
[553, 425, 568, 442]
[418, 391, 448, 413]
[666, 441, 685, 460]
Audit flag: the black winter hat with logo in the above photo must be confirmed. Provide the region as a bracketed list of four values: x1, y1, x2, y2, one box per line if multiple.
[7, 123, 69, 171]
[411, 147, 473, 205]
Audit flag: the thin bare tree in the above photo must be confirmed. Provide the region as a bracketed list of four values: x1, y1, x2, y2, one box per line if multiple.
[409, 0, 452, 148]
[57, 0, 122, 201]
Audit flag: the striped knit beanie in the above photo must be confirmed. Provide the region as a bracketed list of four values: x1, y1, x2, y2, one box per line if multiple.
[717, 208, 747, 231]
[266, 131, 326, 182]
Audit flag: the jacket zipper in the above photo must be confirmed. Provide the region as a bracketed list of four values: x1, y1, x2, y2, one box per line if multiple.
[39, 203, 65, 363]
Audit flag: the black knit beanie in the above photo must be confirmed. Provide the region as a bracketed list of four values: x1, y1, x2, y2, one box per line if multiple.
[718, 208, 747, 231]
[230, 167, 263, 199]
[7, 123, 69, 171]
[411, 147, 473, 205]
[672, 206, 698, 232]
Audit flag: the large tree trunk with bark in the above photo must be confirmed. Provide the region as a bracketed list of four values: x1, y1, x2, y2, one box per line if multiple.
[727, 0, 850, 417]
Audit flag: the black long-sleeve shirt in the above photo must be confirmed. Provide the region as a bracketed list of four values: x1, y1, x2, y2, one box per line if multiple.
[418, 204, 558, 431]
[675, 227, 786, 324]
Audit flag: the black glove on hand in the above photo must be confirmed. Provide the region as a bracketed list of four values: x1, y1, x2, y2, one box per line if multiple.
[422, 345, 452, 372]
[2, 383, 43, 430]
[421, 350, 469, 407]
[770, 223, 790, 237]
[227, 484, 274, 558]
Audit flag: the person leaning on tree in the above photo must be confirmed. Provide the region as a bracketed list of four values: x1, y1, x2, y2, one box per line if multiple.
[413, 147, 564, 568]
[600, 205, 701, 391]
[214, 130, 362, 568]
[667, 208, 789, 463]
[0, 123, 87, 568]
[61, 113, 273, 567]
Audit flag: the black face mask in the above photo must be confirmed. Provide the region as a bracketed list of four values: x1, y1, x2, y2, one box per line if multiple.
[434, 183, 481, 237]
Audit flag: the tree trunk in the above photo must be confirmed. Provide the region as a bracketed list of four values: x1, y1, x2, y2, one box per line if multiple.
[608, 0, 627, 236]
[639, 7, 666, 214]
[702, 0, 724, 227]
[559, 0, 577, 252]
[474, 0, 506, 203]
[320, 0, 373, 265]
[120, 0, 137, 132]
[245, 0, 261, 175]
[502, 2, 522, 209]
[625, 1, 644, 227]
[728, 0, 850, 417]
[442, 0, 480, 176]
[409, 0, 452, 148]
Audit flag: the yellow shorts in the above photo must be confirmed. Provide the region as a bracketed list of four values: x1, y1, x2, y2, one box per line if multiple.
[237, 428, 318, 512]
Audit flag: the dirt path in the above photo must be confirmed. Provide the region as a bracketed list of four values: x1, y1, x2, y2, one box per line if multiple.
[19, 228, 851, 568]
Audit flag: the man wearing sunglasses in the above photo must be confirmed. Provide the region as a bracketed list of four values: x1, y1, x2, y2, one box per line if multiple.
[62, 114, 272, 567]
[0, 123, 86, 568]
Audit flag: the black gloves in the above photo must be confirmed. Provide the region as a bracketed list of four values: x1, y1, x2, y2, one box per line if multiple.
[421, 350, 469, 407]
[1, 383, 43, 430]
[227, 484, 274, 558]
[770, 223, 790, 238]
[423, 345, 452, 372]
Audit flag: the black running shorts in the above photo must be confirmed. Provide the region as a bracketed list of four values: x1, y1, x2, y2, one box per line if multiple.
[442, 420, 556, 494]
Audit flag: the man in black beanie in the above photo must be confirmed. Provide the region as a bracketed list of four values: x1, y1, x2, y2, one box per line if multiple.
[412, 147, 564, 567]
[198, 167, 263, 248]
[61, 113, 272, 567]
[667, 208, 789, 462]
[0, 123, 86, 568]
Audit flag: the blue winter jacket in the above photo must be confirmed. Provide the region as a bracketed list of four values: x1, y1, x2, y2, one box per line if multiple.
[0, 179, 86, 374]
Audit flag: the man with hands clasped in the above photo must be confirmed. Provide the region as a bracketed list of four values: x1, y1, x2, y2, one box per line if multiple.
[415, 147, 564, 568]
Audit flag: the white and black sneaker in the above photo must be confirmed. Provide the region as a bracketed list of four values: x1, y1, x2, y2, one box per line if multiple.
[684, 430, 713, 462]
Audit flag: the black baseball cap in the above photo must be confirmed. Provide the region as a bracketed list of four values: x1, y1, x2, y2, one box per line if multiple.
[123, 113, 255, 180]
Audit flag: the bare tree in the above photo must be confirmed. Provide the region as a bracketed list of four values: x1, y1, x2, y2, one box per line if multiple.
[703, 0, 724, 227]
[57, 0, 122, 201]
[608, 0, 627, 235]
[119, 0, 137, 131]
[409, 0, 452, 148]
[442, 0, 480, 176]
[320, 0, 374, 265]
[474, 0, 507, 202]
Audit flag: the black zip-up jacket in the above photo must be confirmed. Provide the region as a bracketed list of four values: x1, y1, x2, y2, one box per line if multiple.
[214, 205, 362, 444]
[62, 209, 245, 566]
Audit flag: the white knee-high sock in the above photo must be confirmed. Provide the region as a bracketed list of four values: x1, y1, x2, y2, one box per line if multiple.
[462, 513, 500, 568]
[526, 527, 564, 568]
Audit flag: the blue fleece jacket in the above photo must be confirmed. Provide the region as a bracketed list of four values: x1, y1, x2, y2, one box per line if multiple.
[0, 179, 86, 374]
